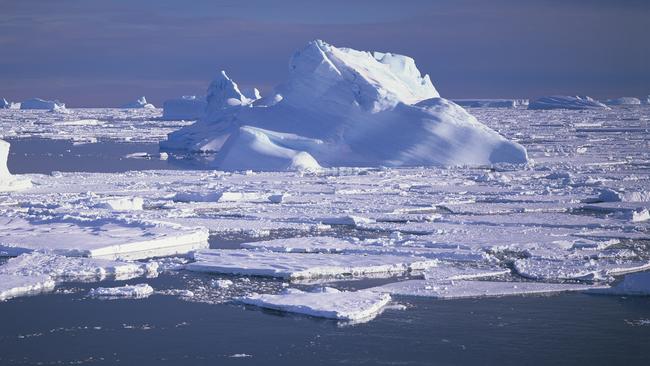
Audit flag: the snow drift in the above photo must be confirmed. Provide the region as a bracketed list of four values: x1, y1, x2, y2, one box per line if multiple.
[20, 98, 65, 110]
[0, 139, 31, 191]
[161, 40, 528, 170]
[528, 96, 610, 110]
[122, 96, 155, 109]
[162, 96, 207, 120]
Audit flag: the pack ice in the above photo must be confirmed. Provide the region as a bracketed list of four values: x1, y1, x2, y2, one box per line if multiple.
[452, 99, 529, 108]
[161, 40, 528, 170]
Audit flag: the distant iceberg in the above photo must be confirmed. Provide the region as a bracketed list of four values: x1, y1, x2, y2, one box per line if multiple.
[161, 40, 528, 171]
[0, 98, 15, 109]
[162, 95, 207, 120]
[122, 96, 155, 109]
[452, 99, 528, 108]
[20, 98, 65, 110]
[641, 95, 650, 105]
[603, 97, 641, 106]
[528, 96, 610, 110]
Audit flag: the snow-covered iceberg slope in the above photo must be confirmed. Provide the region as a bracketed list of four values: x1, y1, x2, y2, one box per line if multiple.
[122, 96, 155, 109]
[0, 139, 32, 191]
[162, 96, 207, 120]
[20, 98, 65, 110]
[528, 96, 610, 110]
[161, 40, 527, 170]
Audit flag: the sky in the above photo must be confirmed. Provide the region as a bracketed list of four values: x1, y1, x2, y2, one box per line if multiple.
[1, 0, 649, 107]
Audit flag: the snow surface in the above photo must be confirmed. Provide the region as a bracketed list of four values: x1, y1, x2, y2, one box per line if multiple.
[122, 96, 155, 109]
[89, 283, 154, 299]
[161, 40, 528, 169]
[20, 98, 65, 110]
[162, 95, 207, 120]
[0, 139, 32, 191]
[241, 287, 391, 322]
[528, 96, 610, 110]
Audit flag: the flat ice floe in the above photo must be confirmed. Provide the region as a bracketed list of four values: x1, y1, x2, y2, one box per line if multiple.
[0, 215, 208, 259]
[0, 273, 55, 301]
[372, 280, 606, 299]
[514, 257, 650, 281]
[452, 99, 528, 108]
[89, 283, 155, 299]
[185, 249, 437, 279]
[241, 287, 391, 322]
[587, 271, 650, 296]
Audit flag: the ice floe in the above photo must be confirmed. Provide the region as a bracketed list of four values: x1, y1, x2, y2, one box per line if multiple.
[0, 139, 32, 191]
[89, 283, 155, 299]
[528, 96, 610, 110]
[161, 40, 528, 169]
[588, 271, 650, 296]
[241, 287, 391, 322]
[0, 274, 56, 301]
[185, 249, 437, 279]
[372, 280, 606, 299]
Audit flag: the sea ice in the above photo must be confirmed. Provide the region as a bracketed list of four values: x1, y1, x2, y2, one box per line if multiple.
[0, 252, 158, 281]
[240, 287, 391, 321]
[89, 283, 154, 299]
[162, 95, 207, 120]
[514, 257, 650, 281]
[587, 271, 650, 295]
[161, 40, 528, 169]
[372, 280, 606, 299]
[528, 96, 610, 110]
[122, 96, 155, 109]
[0, 274, 56, 301]
[185, 249, 437, 279]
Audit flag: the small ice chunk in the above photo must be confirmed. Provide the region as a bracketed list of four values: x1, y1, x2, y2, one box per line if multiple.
[89, 283, 154, 299]
[321, 215, 375, 226]
[185, 249, 437, 279]
[213, 279, 234, 288]
[98, 197, 144, 211]
[0, 274, 56, 301]
[241, 288, 391, 321]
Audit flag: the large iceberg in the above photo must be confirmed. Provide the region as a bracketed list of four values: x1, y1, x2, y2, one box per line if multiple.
[122, 96, 155, 109]
[452, 99, 528, 108]
[528, 96, 610, 110]
[20, 98, 65, 110]
[0, 139, 32, 191]
[161, 40, 528, 170]
[162, 95, 207, 120]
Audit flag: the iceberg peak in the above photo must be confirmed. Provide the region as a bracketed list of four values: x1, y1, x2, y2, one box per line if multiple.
[206, 70, 251, 110]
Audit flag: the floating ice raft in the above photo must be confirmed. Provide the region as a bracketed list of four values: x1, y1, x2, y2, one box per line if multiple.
[185, 249, 437, 279]
[240, 287, 391, 322]
[89, 283, 155, 299]
[372, 280, 606, 299]
[0, 274, 55, 301]
[0, 216, 209, 259]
